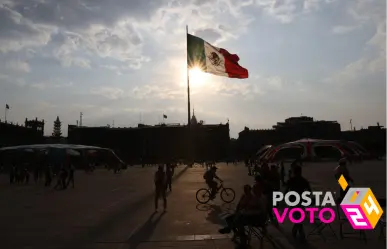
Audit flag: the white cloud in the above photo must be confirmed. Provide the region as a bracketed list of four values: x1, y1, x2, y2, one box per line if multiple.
[303, 0, 321, 13]
[0, 73, 26, 86]
[348, 0, 385, 23]
[255, 0, 335, 23]
[5, 59, 30, 72]
[91, 86, 125, 99]
[266, 76, 283, 89]
[31, 80, 74, 90]
[367, 21, 386, 52]
[60, 56, 91, 68]
[131, 84, 184, 100]
[332, 25, 358, 34]
[100, 65, 123, 75]
[0, 5, 52, 52]
[325, 0, 385, 84]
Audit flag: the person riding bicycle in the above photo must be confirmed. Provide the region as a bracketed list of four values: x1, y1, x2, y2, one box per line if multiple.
[203, 166, 223, 199]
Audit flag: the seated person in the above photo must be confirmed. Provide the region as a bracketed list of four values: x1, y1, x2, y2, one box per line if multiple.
[255, 173, 275, 222]
[236, 184, 268, 247]
[286, 165, 311, 241]
[260, 163, 270, 179]
[220, 184, 267, 247]
[219, 185, 253, 234]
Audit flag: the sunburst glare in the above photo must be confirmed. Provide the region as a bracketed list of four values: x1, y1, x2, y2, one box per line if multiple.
[189, 67, 206, 87]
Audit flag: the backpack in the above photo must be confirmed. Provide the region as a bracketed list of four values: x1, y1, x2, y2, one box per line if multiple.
[203, 171, 212, 180]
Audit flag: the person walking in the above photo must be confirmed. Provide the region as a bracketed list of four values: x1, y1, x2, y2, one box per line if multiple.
[334, 158, 354, 201]
[165, 163, 173, 192]
[67, 164, 75, 188]
[154, 165, 167, 211]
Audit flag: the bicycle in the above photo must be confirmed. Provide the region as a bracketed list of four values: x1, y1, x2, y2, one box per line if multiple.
[196, 182, 236, 204]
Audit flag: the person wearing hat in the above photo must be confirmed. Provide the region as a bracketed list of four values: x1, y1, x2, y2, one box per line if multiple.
[334, 158, 354, 202]
[203, 166, 223, 199]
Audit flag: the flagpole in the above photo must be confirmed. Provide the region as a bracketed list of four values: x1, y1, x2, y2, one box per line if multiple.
[186, 25, 192, 166]
[186, 25, 191, 129]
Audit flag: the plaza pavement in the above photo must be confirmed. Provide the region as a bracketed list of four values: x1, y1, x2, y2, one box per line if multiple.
[0, 161, 385, 249]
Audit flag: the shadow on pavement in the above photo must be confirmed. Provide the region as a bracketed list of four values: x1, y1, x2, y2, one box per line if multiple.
[221, 202, 236, 213]
[196, 203, 211, 211]
[206, 204, 224, 226]
[125, 211, 166, 249]
[272, 225, 320, 249]
[70, 166, 189, 246]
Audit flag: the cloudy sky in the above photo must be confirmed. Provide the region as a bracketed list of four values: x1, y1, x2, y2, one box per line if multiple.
[0, 0, 385, 138]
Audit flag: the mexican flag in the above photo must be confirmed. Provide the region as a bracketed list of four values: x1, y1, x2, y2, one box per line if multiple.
[187, 33, 248, 79]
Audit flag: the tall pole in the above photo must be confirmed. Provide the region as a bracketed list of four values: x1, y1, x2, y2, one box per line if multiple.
[350, 119, 352, 131]
[186, 25, 192, 166]
[4, 107, 7, 122]
[186, 25, 191, 129]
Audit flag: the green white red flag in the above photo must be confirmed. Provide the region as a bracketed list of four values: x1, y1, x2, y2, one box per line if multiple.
[187, 33, 248, 79]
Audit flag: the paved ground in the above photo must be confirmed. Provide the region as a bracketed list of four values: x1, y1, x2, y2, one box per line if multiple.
[0, 161, 385, 249]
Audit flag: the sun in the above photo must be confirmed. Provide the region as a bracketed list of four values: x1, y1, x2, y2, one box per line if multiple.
[189, 67, 206, 87]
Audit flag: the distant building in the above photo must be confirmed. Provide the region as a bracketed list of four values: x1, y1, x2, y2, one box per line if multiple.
[238, 116, 342, 158]
[342, 125, 386, 155]
[237, 116, 385, 158]
[273, 116, 341, 140]
[25, 118, 45, 136]
[68, 112, 230, 163]
[0, 118, 45, 147]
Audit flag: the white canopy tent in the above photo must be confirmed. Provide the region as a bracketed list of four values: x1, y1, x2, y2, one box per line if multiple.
[0, 144, 126, 166]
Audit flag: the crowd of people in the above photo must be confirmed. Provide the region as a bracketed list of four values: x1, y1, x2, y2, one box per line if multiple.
[1, 151, 124, 190]
[5, 160, 76, 190]
[214, 157, 355, 248]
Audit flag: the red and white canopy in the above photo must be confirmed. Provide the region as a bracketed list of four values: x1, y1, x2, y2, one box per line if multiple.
[261, 138, 360, 162]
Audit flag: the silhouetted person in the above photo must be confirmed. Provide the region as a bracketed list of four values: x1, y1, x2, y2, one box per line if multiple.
[286, 165, 311, 241]
[260, 163, 270, 179]
[10, 165, 16, 184]
[34, 165, 39, 184]
[165, 164, 173, 192]
[219, 184, 253, 235]
[154, 165, 167, 211]
[16, 167, 23, 184]
[280, 161, 285, 186]
[67, 164, 75, 188]
[256, 173, 275, 222]
[24, 168, 30, 184]
[269, 165, 280, 191]
[44, 166, 52, 187]
[334, 158, 354, 201]
[60, 166, 68, 189]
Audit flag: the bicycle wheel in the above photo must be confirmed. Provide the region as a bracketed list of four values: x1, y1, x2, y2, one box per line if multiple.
[196, 188, 211, 204]
[221, 188, 235, 203]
